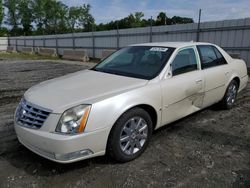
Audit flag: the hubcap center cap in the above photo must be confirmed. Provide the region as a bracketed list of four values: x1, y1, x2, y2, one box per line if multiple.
[131, 133, 136, 139]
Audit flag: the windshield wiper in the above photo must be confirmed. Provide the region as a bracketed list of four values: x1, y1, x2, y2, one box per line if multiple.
[101, 69, 120, 75]
[91, 67, 99, 71]
[92, 68, 119, 75]
[92, 68, 148, 80]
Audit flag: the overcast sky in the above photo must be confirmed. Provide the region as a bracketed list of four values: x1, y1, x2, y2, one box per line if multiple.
[61, 0, 250, 23]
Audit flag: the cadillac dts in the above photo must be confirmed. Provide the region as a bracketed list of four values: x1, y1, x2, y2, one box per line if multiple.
[14, 42, 248, 163]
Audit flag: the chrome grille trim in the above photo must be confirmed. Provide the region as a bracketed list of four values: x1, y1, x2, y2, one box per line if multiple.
[15, 99, 52, 129]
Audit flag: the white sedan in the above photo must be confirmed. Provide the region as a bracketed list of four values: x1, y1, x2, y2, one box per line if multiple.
[14, 42, 248, 163]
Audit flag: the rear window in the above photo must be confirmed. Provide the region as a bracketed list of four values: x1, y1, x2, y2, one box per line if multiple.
[197, 45, 227, 69]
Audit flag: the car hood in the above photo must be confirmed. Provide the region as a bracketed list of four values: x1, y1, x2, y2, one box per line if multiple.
[24, 70, 148, 113]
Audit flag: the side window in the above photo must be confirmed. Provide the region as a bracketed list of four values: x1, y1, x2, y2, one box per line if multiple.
[171, 48, 198, 76]
[212, 46, 227, 65]
[197, 45, 226, 69]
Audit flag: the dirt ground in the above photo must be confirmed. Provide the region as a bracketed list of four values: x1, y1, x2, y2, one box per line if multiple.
[0, 60, 249, 188]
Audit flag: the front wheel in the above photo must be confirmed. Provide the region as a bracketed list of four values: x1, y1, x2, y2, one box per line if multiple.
[220, 80, 239, 109]
[107, 108, 153, 162]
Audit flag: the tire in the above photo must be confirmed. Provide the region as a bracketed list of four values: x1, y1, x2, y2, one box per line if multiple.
[107, 108, 153, 162]
[220, 79, 239, 109]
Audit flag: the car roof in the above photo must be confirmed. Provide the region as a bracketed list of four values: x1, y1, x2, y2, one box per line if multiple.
[130, 42, 213, 48]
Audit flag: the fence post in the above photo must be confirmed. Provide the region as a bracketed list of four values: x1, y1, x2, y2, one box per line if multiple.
[43, 36, 45, 47]
[24, 35, 26, 47]
[92, 31, 95, 58]
[150, 16, 153, 42]
[43, 31, 45, 47]
[55, 34, 58, 55]
[196, 9, 202, 42]
[15, 38, 17, 51]
[72, 32, 75, 50]
[7, 35, 10, 49]
[7, 35, 9, 46]
[116, 23, 119, 49]
[32, 38, 35, 52]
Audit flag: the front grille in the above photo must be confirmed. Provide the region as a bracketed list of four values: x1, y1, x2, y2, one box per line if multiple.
[15, 99, 52, 129]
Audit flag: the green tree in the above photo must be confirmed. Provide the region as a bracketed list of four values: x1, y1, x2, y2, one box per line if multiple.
[18, 0, 33, 35]
[0, 27, 8, 36]
[4, 0, 20, 35]
[42, 0, 59, 34]
[133, 12, 144, 27]
[45, 0, 68, 34]
[95, 23, 107, 31]
[120, 12, 144, 28]
[80, 5, 95, 32]
[141, 18, 155, 27]
[95, 11, 194, 31]
[0, 0, 4, 26]
[31, 0, 47, 34]
[31, 0, 70, 35]
[68, 6, 81, 31]
[171, 16, 194, 24]
[55, 2, 68, 34]
[104, 12, 145, 30]
[156, 12, 171, 25]
[68, 4, 94, 32]
[3, 1, 195, 36]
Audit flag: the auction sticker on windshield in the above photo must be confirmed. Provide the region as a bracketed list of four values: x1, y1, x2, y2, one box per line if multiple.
[149, 47, 168, 52]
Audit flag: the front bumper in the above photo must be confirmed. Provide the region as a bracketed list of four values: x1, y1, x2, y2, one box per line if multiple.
[14, 122, 109, 163]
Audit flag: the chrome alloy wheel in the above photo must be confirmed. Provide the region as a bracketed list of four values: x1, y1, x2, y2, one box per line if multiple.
[119, 117, 148, 155]
[226, 83, 237, 106]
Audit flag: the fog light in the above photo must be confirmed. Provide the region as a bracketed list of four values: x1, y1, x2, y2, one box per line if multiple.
[55, 149, 93, 161]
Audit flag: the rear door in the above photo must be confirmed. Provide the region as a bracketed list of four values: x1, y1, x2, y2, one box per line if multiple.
[197, 45, 231, 107]
[161, 46, 205, 125]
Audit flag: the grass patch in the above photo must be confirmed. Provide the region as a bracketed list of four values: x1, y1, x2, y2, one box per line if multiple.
[0, 52, 60, 60]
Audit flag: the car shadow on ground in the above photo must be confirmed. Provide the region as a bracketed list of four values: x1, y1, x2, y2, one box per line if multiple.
[0, 115, 192, 178]
[1, 141, 115, 177]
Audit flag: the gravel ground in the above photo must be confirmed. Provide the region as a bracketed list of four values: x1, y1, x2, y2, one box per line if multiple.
[0, 60, 249, 188]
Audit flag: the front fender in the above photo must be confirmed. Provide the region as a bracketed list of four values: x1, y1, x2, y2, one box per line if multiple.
[85, 83, 162, 133]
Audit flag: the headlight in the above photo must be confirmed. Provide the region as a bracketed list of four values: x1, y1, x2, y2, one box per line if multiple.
[56, 105, 91, 134]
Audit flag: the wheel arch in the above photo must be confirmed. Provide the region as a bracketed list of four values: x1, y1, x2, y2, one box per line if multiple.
[131, 104, 158, 130]
[222, 76, 240, 99]
[105, 103, 158, 155]
[111, 104, 158, 132]
[232, 76, 240, 88]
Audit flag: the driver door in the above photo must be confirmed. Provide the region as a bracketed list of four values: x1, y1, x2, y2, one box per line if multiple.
[161, 46, 205, 125]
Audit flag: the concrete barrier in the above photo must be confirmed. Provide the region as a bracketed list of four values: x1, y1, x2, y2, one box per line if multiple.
[6, 46, 16, 53]
[102, 49, 116, 59]
[21, 47, 34, 54]
[62, 49, 89, 62]
[38, 48, 57, 56]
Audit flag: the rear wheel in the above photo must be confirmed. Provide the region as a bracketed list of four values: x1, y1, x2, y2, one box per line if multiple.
[107, 108, 153, 162]
[220, 80, 239, 109]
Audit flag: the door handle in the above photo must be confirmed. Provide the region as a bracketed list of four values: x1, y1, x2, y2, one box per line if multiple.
[195, 79, 202, 84]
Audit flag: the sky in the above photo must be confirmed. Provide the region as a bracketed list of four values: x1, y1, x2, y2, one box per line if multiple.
[61, 0, 250, 24]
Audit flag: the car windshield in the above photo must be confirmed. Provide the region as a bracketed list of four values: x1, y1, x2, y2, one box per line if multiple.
[92, 46, 175, 80]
